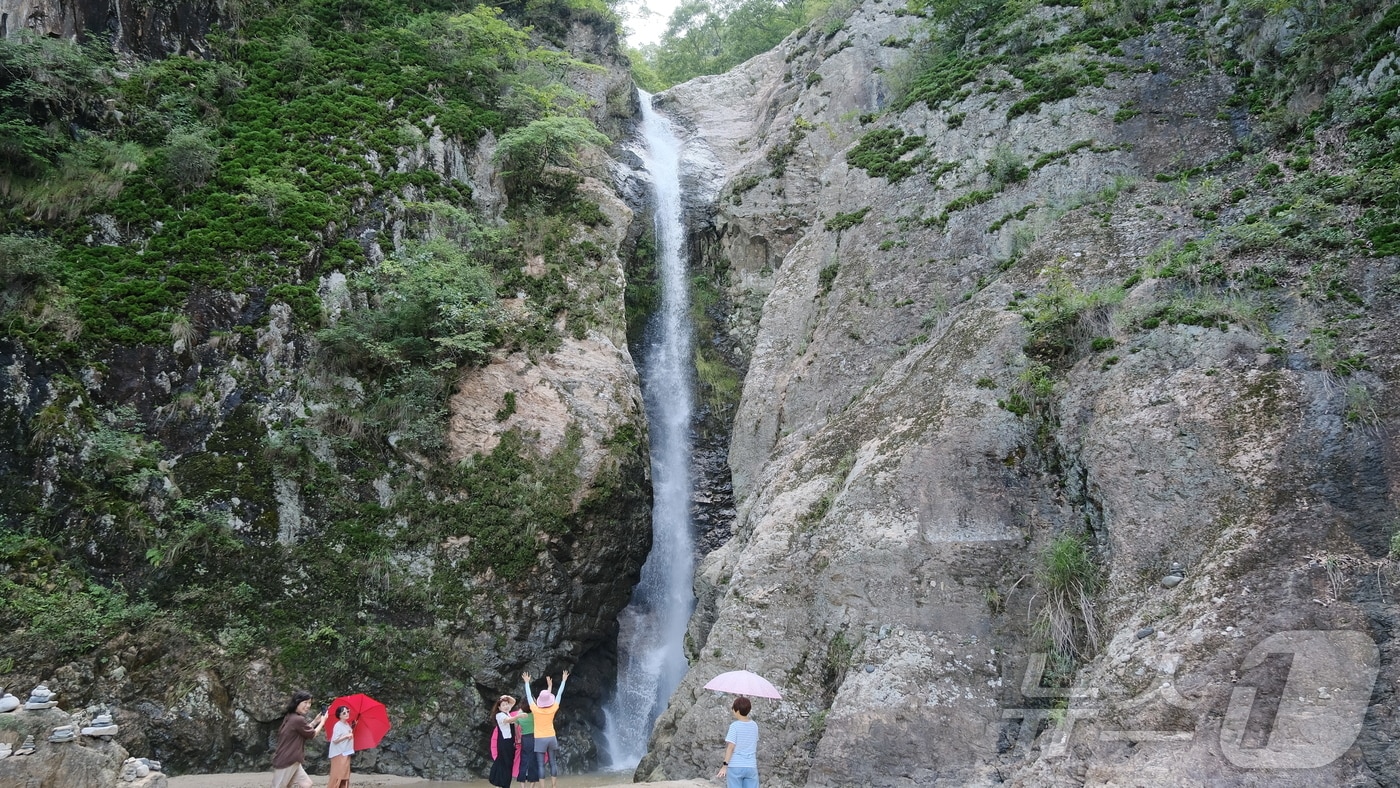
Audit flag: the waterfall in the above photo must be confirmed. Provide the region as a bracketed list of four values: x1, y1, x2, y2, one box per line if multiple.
[600, 90, 697, 770]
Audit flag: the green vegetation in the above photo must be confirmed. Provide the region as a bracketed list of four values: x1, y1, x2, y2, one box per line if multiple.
[1343, 383, 1377, 427]
[495, 116, 612, 202]
[893, 0, 1153, 117]
[634, 0, 830, 88]
[690, 269, 744, 421]
[0, 556, 156, 658]
[1030, 140, 1098, 171]
[1, 0, 612, 348]
[988, 203, 1034, 233]
[820, 628, 856, 696]
[766, 116, 812, 177]
[0, 0, 644, 715]
[1017, 274, 1124, 361]
[317, 240, 507, 376]
[1121, 293, 1258, 334]
[846, 128, 927, 182]
[825, 207, 871, 232]
[624, 228, 660, 343]
[1035, 534, 1101, 660]
[987, 144, 1028, 187]
[1305, 328, 1370, 378]
[1218, 1, 1400, 254]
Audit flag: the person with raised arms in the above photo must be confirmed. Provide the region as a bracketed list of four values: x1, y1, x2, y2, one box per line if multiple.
[521, 670, 569, 788]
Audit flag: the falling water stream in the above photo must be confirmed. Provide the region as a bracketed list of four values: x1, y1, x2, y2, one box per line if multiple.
[599, 91, 697, 770]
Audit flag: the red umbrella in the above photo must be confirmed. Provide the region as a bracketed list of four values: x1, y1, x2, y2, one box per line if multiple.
[325, 693, 391, 750]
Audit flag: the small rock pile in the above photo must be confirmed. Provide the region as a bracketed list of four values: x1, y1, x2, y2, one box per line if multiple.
[0, 683, 169, 787]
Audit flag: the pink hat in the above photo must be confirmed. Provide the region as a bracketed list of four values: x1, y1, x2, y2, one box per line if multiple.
[536, 690, 555, 708]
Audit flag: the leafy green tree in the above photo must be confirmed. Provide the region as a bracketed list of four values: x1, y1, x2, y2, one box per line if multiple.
[243, 176, 305, 226]
[494, 115, 611, 201]
[161, 126, 220, 193]
[277, 32, 322, 81]
[500, 48, 606, 123]
[645, 0, 812, 87]
[316, 239, 506, 375]
[625, 43, 667, 93]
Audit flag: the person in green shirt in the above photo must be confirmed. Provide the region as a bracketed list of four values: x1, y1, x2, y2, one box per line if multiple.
[514, 703, 538, 787]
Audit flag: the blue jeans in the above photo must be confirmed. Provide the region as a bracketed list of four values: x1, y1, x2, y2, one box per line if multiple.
[727, 766, 758, 788]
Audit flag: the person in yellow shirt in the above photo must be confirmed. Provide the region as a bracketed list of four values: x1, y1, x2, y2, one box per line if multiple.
[522, 670, 569, 788]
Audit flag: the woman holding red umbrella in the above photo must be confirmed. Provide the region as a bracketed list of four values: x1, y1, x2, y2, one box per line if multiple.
[326, 704, 355, 788]
[323, 693, 392, 751]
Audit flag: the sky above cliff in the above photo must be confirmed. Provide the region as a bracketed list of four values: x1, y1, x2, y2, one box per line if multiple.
[622, 0, 677, 46]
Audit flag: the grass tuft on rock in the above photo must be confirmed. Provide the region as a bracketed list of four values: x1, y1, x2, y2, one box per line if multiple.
[1035, 534, 1101, 660]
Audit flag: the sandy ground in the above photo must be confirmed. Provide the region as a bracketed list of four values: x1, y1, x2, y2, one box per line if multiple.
[167, 774, 715, 788]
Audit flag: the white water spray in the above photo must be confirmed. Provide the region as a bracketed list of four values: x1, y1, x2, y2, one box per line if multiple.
[600, 91, 697, 770]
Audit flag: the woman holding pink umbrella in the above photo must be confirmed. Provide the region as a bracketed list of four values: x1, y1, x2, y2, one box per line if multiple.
[704, 670, 778, 788]
[715, 696, 759, 788]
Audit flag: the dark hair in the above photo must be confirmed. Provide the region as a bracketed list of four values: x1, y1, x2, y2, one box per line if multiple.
[335, 705, 351, 719]
[490, 695, 516, 724]
[285, 690, 313, 715]
[732, 696, 752, 716]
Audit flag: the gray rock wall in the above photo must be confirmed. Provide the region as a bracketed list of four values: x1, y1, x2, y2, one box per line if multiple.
[643, 1, 1400, 785]
[0, 0, 219, 56]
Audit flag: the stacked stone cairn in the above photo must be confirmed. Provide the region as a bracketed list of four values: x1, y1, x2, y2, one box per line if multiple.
[47, 724, 76, 743]
[22, 684, 57, 710]
[11, 735, 37, 756]
[121, 756, 165, 781]
[0, 686, 167, 786]
[83, 711, 120, 737]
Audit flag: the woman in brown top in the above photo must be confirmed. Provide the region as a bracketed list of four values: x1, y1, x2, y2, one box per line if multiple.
[271, 690, 326, 788]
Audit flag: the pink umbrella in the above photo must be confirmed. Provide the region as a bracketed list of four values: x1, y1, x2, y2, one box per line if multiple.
[703, 670, 783, 699]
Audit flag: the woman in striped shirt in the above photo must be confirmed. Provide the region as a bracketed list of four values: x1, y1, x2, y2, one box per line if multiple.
[716, 696, 759, 788]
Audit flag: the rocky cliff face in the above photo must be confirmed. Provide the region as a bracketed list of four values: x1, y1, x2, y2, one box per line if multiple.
[0, 0, 219, 56]
[0, 8, 652, 780]
[641, 1, 1400, 785]
[0, 140, 651, 781]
